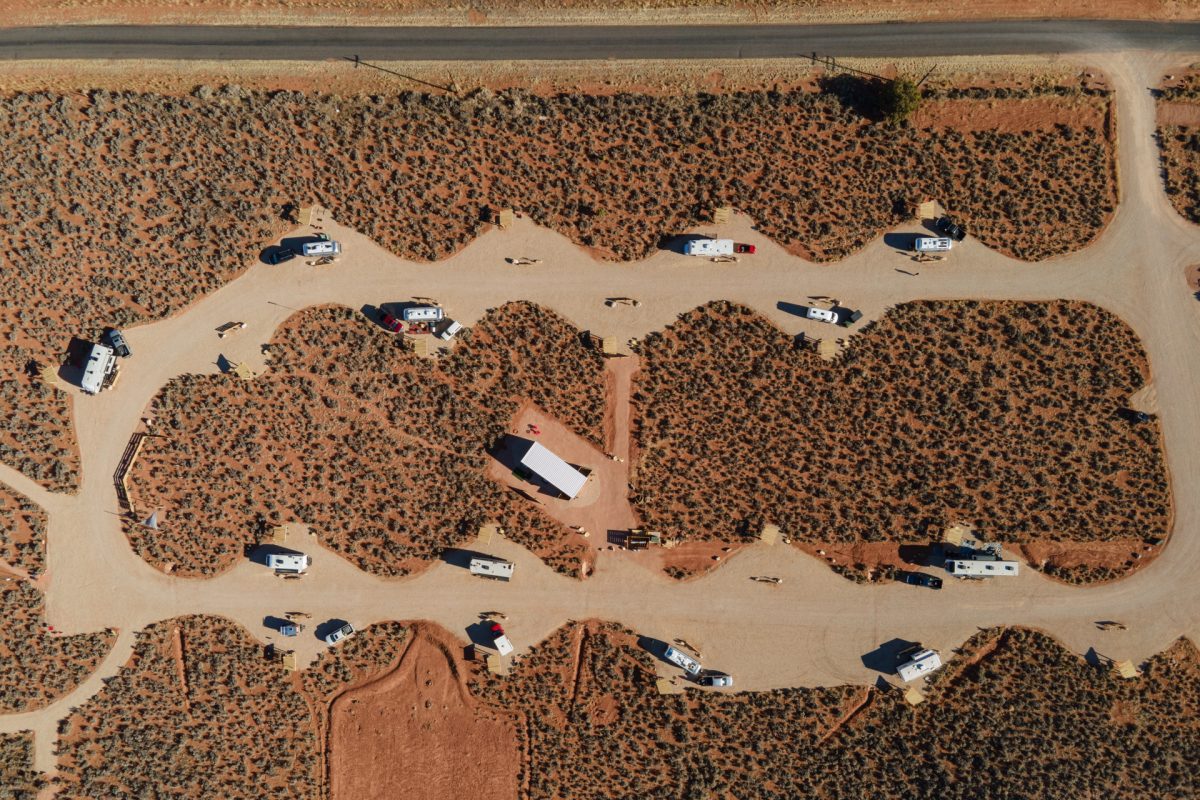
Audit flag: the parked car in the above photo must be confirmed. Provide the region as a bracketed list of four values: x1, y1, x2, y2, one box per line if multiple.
[935, 216, 967, 241]
[807, 307, 840, 324]
[266, 247, 295, 265]
[435, 319, 463, 341]
[379, 312, 403, 333]
[104, 329, 131, 358]
[698, 672, 734, 687]
[325, 623, 355, 646]
[902, 571, 943, 590]
[734, 243, 756, 254]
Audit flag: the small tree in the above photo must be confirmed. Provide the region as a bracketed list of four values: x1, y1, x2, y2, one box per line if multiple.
[883, 76, 922, 123]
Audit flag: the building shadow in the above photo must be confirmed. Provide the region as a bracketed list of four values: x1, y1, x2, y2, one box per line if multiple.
[861, 638, 921, 674]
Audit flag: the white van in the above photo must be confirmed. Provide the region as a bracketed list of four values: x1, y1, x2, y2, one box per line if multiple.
[913, 236, 952, 253]
[267, 553, 311, 573]
[403, 306, 444, 322]
[806, 307, 840, 324]
[435, 320, 463, 341]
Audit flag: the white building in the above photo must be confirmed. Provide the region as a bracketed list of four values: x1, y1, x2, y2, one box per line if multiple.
[80, 343, 116, 395]
[897, 649, 943, 682]
[520, 442, 588, 500]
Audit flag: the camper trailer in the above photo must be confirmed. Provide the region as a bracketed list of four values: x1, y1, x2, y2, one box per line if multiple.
[80, 342, 117, 395]
[469, 556, 514, 582]
[664, 646, 702, 676]
[897, 649, 943, 682]
[944, 558, 1020, 577]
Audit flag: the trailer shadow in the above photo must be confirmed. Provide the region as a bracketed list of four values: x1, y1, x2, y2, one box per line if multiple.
[244, 543, 304, 567]
[861, 638, 921, 675]
[656, 232, 716, 254]
[440, 547, 489, 570]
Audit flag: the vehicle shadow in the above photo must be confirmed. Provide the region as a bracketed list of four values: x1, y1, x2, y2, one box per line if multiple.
[861, 638, 921, 674]
[636, 635, 670, 662]
[314, 619, 349, 642]
[656, 232, 716, 254]
[465, 620, 499, 649]
[777, 301, 815, 318]
[263, 615, 291, 632]
[882, 232, 921, 252]
[244, 543, 303, 567]
[440, 547, 488, 570]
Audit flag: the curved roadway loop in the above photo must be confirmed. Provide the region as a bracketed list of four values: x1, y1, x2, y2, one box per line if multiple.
[1, 47, 1199, 774]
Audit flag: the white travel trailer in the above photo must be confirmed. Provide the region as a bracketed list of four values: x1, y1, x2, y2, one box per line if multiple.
[897, 649, 943, 682]
[80, 343, 116, 395]
[664, 646, 702, 676]
[944, 558, 1020, 577]
[469, 556, 514, 582]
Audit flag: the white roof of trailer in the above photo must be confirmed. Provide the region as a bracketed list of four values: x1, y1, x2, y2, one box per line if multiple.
[81, 343, 115, 394]
[520, 442, 587, 500]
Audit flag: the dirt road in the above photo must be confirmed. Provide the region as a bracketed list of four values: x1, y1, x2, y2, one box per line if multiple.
[2, 50, 1199, 775]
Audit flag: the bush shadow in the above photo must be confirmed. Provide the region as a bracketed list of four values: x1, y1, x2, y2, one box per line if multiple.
[818, 74, 888, 121]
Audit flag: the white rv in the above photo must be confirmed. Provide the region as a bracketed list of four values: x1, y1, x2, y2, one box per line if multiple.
[913, 236, 953, 253]
[664, 646, 702, 676]
[945, 558, 1020, 577]
[301, 238, 341, 257]
[683, 238, 735, 257]
[80, 343, 116, 395]
[267, 553, 311, 574]
[469, 556, 514, 582]
[897, 649, 943, 682]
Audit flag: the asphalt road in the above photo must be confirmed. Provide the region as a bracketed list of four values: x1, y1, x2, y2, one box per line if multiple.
[1, 20, 1200, 61]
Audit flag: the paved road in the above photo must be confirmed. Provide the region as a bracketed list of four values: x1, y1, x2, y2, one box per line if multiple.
[1, 21, 1200, 61]
[1, 47, 1200, 776]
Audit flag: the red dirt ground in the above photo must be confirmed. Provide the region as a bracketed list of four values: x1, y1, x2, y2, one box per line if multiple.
[329, 625, 519, 800]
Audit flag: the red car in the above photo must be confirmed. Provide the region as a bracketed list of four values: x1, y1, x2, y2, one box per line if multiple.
[379, 312, 403, 333]
[734, 243, 756, 254]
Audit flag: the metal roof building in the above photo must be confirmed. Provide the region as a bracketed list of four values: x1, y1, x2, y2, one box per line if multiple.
[520, 441, 587, 500]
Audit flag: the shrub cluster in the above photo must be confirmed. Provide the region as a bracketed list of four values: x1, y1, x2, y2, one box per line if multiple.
[125, 302, 603, 576]
[631, 300, 1170, 574]
[0, 582, 114, 713]
[0, 84, 1113, 489]
[471, 621, 1200, 799]
[55, 615, 411, 799]
[0, 732, 44, 798]
[0, 483, 47, 574]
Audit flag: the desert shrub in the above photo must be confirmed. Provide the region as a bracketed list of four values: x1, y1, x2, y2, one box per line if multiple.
[0, 582, 113, 713]
[0, 732, 44, 798]
[0, 484, 47, 574]
[471, 621, 1200, 799]
[124, 302, 604, 577]
[632, 300, 1169, 575]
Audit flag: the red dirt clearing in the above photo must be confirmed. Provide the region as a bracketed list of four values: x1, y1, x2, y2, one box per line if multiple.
[329, 625, 519, 800]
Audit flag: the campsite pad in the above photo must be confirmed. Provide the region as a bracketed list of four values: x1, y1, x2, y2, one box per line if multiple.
[759, 524, 781, 546]
[656, 677, 684, 695]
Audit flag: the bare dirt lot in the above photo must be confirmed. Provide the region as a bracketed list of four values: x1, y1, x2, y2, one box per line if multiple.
[0, 80, 1114, 490]
[329, 624, 519, 800]
[1159, 68, 1200, 226]
[632, 300, 1170, 582]
[125, 302, 602, 577]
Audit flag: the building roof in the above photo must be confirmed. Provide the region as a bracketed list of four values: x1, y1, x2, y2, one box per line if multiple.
[520, 441, 587, 499]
